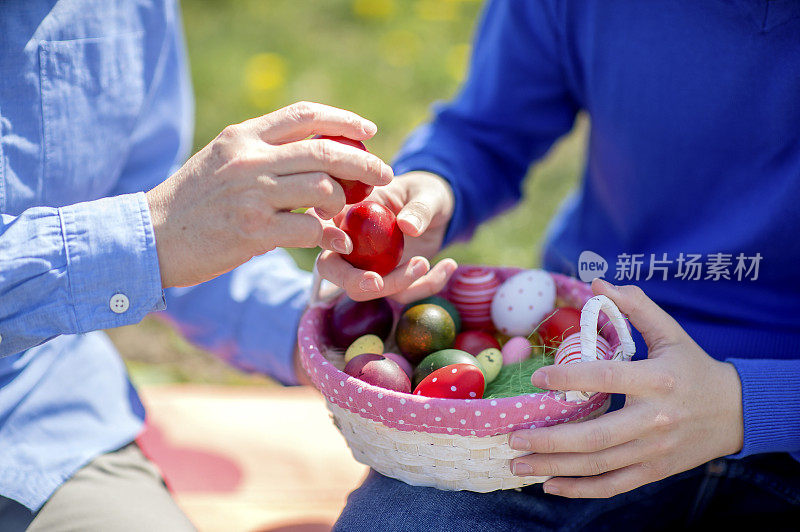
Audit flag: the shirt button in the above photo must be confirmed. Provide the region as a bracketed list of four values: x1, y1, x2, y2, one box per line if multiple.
[109, 293, 130, 314]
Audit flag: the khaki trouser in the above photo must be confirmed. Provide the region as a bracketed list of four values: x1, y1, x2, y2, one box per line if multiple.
[0, 443, 196, 531]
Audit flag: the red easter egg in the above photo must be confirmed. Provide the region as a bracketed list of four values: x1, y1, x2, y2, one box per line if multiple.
[453, 330, 501, 356]
[344, 353, 411, 393]
[413, 363, 485, 399]
[554, 332, 612, 366]
[537, 307, 582, 349]
[339, 201, 405, 276]
[446, 267, 500, 331]
[312, 135, 374, 204]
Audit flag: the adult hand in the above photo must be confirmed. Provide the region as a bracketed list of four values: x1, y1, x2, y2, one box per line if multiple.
[508, 278, 744, 498]
[316, 171, 457, 303]
[146, 102, 393, 288]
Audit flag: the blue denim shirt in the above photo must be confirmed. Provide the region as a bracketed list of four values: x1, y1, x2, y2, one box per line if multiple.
[0, 0, 310, 510]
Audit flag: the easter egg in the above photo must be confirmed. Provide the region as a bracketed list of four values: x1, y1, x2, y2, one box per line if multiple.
[343, 353, 411, 393]
[413, 348, 482, 388]
[537, 307, 582, 349]
[453, 330, 501, 356]
[344, 334, 384, 363]
[328, 296, 394, 348]
[447, 267, 500, 331]
[382, 352, 413, 379]
[554, 332, 612, 366]
[339, 201, 405, 276]
[491, 269, 556, 337]
[395, 304, 456, 364]
[312, 135, 373, 204]
[404, 296, 461, 332]
[501, 336, 533, 365]
[413, 363, 485, 399]
[475, 348, 503, 383]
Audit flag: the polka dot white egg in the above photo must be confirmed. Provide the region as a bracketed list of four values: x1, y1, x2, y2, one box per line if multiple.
[491, 269, 556, 336]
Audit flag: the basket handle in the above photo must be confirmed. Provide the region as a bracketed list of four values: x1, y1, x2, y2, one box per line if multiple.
[580, 295, 636, 363]
[309, 252, 343, 308]
[562, 295, 635, 403]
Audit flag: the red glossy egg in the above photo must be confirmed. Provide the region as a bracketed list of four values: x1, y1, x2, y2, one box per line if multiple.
[339, 201, 404, 276]
[537, 307, 582, 349]
[413, 363, 485, 400]
[312, 135, 374, 204]
[453, 330, 501, 356]
[344, 353, 411, 393]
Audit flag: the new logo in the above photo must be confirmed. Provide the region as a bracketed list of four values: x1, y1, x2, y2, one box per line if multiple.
[578, 250, 608, 282]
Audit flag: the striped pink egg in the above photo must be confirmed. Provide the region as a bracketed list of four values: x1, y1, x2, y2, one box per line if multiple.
[554, 332, 611, 365]
[446, 267, 500, 331]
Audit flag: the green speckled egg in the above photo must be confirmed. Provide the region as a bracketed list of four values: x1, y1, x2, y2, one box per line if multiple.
[404, 296, 462, 332]
[396, 304, 456, 364]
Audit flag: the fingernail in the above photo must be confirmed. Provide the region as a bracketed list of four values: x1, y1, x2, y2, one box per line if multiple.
[532, 369, 549, 387]
[359, 277, 380, 292]
[400, 214, 422, 234]
[596, 278, 620, 294]
[411, 259, 428, 278]
[362, 121, 377, 136]
[543, 484, 560, 495]
[512, 462, 533, 476]
[332, 238, 350, 255]
[509, 436, 530, 451]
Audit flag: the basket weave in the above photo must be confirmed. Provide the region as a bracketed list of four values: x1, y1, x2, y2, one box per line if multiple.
[327, 398, 610, 492]
[298, 266, 633, 492]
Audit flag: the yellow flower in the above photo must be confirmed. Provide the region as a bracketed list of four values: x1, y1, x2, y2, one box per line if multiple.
[446, 43, 471, 81]
[245, 53, 287, 92]
[352, 0, 395, 20]
[244, 53, 287, 110]
[379, 29, 422, 67]
[414, 0, 459, 21]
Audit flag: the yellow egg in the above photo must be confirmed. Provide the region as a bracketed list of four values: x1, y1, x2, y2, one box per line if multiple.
[344, 334, 384, 363]
[476, 348, 503, 383]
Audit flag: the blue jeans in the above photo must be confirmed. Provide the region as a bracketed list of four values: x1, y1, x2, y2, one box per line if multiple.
[334, 453, 800, 531]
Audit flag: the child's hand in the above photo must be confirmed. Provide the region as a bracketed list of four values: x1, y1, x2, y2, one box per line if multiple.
[316, 171, 457, 303]
[508, 279, 744, 498]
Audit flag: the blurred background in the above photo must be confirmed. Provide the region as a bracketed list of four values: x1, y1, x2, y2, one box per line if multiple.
[109, 0, 587, 388]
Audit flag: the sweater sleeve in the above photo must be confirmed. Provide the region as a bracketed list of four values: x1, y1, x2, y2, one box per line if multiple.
[393, 0, 579, 246]
[725, 358, 800, 457]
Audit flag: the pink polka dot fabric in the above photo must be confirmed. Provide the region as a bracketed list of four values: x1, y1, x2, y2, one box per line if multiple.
[297, 267, 621, 437]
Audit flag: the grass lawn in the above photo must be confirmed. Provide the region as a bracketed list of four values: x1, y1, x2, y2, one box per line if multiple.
[110, 0, 587, 386]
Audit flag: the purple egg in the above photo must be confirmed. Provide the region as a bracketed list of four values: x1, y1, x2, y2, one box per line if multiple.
[343, 354, 411, 393]
[382, 352, 413, 379]
[328, 296, 394, 349]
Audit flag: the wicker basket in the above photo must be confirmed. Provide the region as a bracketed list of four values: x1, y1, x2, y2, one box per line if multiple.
[297, 266, 634, 492]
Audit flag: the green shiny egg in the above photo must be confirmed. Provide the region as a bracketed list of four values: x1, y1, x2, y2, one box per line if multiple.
[413, 348, 483, 388]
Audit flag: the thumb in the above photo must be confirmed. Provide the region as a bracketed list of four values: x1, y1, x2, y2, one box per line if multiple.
[397, 197, 436, 238]
[591, 278, 687, 352]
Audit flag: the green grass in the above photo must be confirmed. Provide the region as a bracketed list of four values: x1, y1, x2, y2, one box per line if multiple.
[115, 0, 587, 386]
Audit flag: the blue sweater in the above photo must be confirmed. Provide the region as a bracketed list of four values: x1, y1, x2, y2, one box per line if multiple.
[394, 0, 800, 459]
